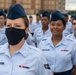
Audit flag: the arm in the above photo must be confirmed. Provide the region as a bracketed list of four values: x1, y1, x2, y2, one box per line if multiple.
[72, 66, 76, 75]
[36, 54, 52, 75]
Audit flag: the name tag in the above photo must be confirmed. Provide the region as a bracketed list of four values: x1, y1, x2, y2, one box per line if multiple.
[37, 35, 41, 37]
[61, 50, 68, 52]
[0, 62, 4, 65]
[42, 49, 50, 51]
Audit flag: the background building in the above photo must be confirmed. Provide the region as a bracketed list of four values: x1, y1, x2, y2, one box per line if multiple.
[0, 0, 65, 14]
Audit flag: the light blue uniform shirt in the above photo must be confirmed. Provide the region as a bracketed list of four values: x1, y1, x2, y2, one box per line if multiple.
[29, 22, 34, 34]
[33, 20, 42, 32]
[26, 33, 35, 46]
[63, 21, 73, 36]
[38, 36, 76, 72]
[0, 26, 7, 45]
[0, 41, 51, 75]
[33, 27, 52, 47]
[67, 33, 76, 42]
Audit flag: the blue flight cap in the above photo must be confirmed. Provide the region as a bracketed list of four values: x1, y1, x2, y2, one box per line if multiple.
[7, 4, 27, 19]
[0, 10, 6, 18]
[42, 11, 50, 19]
[51, 11, 64, 21]
[73, 15, 76, 20]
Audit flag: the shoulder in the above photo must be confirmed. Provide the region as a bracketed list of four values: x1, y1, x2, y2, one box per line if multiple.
[28, 45, 42, 54]
[39, 36, 51, 46]
[65, 36, 76, 45]
[67, 34, 73, 38]
[34, 28, 41, 32]
[0, 43, 8, 53]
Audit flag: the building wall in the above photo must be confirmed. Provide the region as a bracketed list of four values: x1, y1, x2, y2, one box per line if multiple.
[0, 0, 12, 10]
[0, 0, 65, 14]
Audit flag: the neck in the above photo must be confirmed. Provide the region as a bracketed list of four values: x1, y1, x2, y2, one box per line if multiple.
[37, 20, 39, 22]
[30, 21, 32, 24]
[9, 39, 25, 56]
[0, 25, 4, 30]
[42, 26, 48, 33]
[52, 35, 62, 46]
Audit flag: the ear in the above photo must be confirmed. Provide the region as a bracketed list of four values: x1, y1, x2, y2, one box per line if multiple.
[25, 27, 29, 34]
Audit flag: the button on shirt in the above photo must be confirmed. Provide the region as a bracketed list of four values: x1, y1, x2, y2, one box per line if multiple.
[33, 27, 52, 47]
[0, 42, 51, 75]
[38, 36, 76, 72]
[0, 26, 7, 45]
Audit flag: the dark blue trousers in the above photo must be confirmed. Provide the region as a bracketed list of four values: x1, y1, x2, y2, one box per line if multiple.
[54, 69, 73, 75]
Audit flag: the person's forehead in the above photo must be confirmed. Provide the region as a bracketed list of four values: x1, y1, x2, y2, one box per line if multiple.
[51, 20, 62, 23]
[0, 16, 5, 18]
[41, 16, 49, 19]
[73, 20, 76, 23]
[6, 18, 24, 23]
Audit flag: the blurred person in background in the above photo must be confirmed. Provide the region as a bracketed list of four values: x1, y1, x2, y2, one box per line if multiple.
[29, 15, 34, 36]
[33, 13, 42, 32]
[63, 13, 73, 36]
[67, 15, 76, 43]
[0, 10, 7, 45]
[33, 11, 52, 47]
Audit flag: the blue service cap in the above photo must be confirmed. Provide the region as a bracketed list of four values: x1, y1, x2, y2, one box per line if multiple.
[51, 11, 64, 21]
[42, 11, 50, 19]
[0, 10, 6, 18]
[7, 4, 27, 20]
[73, 15, 76, 20]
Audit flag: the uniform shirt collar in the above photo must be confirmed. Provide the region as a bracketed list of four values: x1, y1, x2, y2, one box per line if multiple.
[18, 41, 29, 57]
[46, 35, 67, 47]
[42, 26, 50, 34]
[0, 41, 29, 58]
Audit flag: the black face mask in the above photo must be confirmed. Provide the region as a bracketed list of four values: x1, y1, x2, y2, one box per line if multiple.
[5, 27, 26, 45]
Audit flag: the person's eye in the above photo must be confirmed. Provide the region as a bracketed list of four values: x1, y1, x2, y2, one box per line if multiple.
[15, 25, 21, 28]
[57, 23, 62, 26]
[73, 23, 76, 25]
[6, 24, 11, 27]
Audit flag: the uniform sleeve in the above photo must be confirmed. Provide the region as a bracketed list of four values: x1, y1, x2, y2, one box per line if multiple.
[26, 33, 35, 46]
[72, 43, 76, 65]
[36, 54, 52, 75]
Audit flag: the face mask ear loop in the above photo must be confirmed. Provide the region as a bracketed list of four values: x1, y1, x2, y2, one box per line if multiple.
[24, 28, 27, 40]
